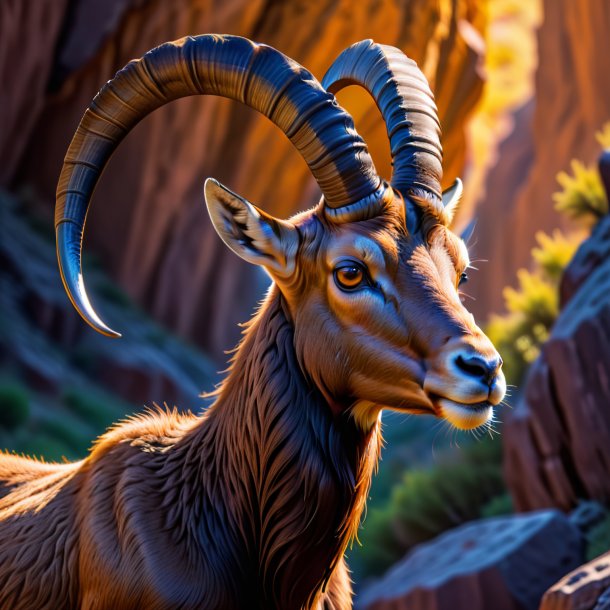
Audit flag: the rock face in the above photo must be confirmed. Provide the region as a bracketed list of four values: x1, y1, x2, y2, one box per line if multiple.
[0, 0, 69, 183]
[2, 0, 487, 360]
[356, 511, 584, 610]
[541, 552, 610, 610]
[0, 190, 216, 413]
[469, 0, 610, 320]
[503, 154, 610, 512]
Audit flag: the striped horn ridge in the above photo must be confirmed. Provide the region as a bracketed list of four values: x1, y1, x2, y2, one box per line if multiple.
[322, 39, 444, 211]
[55, 35, 386, 337]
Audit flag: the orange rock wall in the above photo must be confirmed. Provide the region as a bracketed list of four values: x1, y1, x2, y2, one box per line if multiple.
[469, 0, 610, 319]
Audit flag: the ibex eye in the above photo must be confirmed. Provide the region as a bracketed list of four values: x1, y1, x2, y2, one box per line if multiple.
[458, 271, 469, 287]
[334, 264, 366, 291]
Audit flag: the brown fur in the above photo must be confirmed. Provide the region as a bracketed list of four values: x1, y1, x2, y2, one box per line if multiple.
[0, 288, 379, 609]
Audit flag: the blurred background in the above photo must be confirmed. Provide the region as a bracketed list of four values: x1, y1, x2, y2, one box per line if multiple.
[1, 0, 610, 608]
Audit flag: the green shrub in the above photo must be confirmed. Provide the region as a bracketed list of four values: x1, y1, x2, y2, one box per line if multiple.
[355, 438, 506, 577]
[531, 230, 580, 284]
[486, 232, 573, 385]
[552, 123, 610, 225]
[0, 379, 30, 430]
[487, 124, 609, 388]
[17, 434, 73, 463]
[586, 515, 610, 562]
[40, 419, 90, 458]
[61, 386, 126, 430]
[596, 122, 610, 148]
[480, 493, 513, 518]
[95, 279, 133, 309]
[553, 159, 608, 225]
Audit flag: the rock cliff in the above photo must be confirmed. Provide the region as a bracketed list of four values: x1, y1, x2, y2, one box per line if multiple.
[470, 0, 610, 319]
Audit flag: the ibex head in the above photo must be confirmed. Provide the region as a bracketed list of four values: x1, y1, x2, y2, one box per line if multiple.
[56, 36, 505, 431]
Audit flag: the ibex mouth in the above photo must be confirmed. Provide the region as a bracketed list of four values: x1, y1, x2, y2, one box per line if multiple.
[431, 396, 494, 430]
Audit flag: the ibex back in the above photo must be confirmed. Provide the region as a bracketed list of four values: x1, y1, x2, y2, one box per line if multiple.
[0, 35, 505, 609]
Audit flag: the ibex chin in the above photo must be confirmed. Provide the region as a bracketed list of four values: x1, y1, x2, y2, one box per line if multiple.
[0, 35, 505, 609]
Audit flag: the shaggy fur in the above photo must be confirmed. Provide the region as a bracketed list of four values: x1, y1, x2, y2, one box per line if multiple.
[0, 289, 379, 610]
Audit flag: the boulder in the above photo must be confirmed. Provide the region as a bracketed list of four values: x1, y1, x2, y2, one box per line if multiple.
[503, 154, 610, 512]
[541, 552, 610, 610]
[0, 191, 216, 413]
[596, 587, 610, 609]
[356, 511, 583, 610]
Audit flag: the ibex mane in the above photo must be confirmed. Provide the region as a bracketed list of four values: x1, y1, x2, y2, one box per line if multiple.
[0, 35, 505, 609]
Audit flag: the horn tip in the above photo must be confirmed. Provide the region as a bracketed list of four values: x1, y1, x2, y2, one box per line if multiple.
[56, 222, 122, 339]
[67, 279, 122, 338]
[65, 279, 122, 339]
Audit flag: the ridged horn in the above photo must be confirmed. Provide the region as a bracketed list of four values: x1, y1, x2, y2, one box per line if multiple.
[322, 39, 443, 207]
[56, 34, 385, 338]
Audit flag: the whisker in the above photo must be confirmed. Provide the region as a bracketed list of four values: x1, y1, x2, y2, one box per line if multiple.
[431, 423, 444, 460]
[465, 228, 478, 249]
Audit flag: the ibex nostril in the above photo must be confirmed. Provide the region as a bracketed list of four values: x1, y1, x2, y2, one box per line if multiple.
[454, 354, 498, 385]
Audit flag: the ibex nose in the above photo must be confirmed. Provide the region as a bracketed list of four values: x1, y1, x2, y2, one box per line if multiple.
[453, 353, 502, 386]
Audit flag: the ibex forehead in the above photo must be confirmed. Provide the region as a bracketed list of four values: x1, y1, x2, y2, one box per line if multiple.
[325, 232, 399, 273]
[428, 224, 470, 272]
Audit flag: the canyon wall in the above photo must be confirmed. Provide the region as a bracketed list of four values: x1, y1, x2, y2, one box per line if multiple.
[469, 0, 610, 319]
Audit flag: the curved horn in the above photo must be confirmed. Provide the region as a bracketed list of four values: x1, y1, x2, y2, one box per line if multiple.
[322, 39, 443, 206]
[56, 35, 385, 337]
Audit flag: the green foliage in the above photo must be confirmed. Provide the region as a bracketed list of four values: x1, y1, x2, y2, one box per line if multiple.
[20, 436, 70, 462]
[503, 268, 558, 322]
[531, 230, 580, 283]
[552, 124, 610, 225]
[39, 419, 90, 458]
[596, 121, 610, 148]
[355, 438, 506, 577]
[488, 123, 610, 387]
[0, 379, 30, 430]
[553, 159, 608, 225]
[487, 230, 577, 385]
[480, 492, 513, 518]
[95, 279, 133, 309]
[586, 514, 610, 562]
[61, 386, 127, 431]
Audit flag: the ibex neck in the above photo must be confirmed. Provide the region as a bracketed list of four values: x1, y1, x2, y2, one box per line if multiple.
[197, 286, 380, 609]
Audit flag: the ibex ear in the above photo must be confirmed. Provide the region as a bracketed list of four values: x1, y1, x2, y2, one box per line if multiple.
[205, 178, 298, 277]
[441, 178, 463, 225]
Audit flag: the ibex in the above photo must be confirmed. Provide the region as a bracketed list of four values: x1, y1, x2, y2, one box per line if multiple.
[0, 35, 505, 609]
